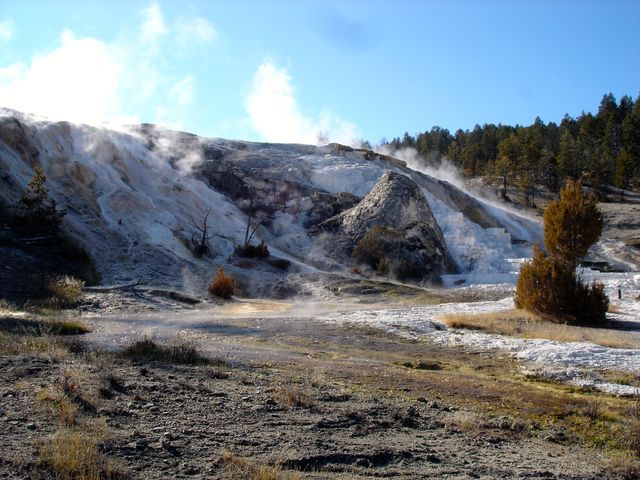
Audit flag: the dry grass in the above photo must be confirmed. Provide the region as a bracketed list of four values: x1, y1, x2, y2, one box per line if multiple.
[439, 309, 640, 349]
[446, 411, 481, 432]
[37, 388, 78, 426]
[0, 332, 69, 356]
[272, 383, 314, 408]
[608, 455, 640, 480]
[39, 430, 128, 480]
[44, 276, 85, 309]
[608, 304, 624, 314]
[625, 397, 640, 456]
[0, 315, 90, 333]
[120, 336, 219, 365]
[220, 451, 299, 480]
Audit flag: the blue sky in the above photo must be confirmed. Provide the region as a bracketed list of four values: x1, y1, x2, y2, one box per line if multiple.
[0, 0, 638, 145]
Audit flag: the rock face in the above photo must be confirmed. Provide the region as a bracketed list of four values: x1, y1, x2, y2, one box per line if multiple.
[305, 191, 361, 227]
[313, 171, 458, 282]
[0, 110, 544, 295]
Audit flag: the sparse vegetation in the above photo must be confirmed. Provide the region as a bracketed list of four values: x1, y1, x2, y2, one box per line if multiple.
[208, 266, 235, 299]
[235, 240, 270, 258]
[43, 276, 85, 308]
[121, 336, 216, 365]
[439, 309, 638, 348]
[235, 195, 270, 258]
[39, 430, 129, 480]
[272, 383, 314, 408]
[0, 316, 90, 336]
[352, 225, 399, 276]
[219, 451, 299, 480]
[191, 209, 212, 257]
[398, 360, 443, 370]
[0, 325, 88, 356]
[446, 411, 482, 433]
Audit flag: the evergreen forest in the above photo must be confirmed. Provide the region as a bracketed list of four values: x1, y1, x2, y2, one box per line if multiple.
[383, 93, 640, 204]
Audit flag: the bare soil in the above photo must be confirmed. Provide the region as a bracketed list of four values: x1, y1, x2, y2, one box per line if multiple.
[2, 296, 638, 479]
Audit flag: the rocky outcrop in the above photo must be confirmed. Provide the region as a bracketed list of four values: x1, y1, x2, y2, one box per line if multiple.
[304, 191, 361, 227]
[313, 171, 458, 282]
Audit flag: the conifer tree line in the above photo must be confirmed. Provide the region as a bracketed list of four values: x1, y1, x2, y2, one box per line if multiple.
[384, 93, 640, 202]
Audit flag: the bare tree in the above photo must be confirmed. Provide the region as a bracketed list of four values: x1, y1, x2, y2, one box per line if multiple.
[236, 196, 269, 258]
[191, 209, 212, 257]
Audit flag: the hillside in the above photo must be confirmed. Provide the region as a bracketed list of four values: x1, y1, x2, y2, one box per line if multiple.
[0, 109, 543, 301]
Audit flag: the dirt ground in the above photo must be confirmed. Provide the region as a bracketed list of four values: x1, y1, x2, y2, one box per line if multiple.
[2, 295, 639, 479]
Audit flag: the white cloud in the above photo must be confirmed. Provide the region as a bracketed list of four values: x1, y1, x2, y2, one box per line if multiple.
[170, 76, 195, 107]
[0, 31, 124, 125]
[0, 19, 12, 44]
[177, 17, 218, 44]
[0, 3, 216, 128]
[154, 76, 195, 130]
[244, 61, 358, 145]
[140, 2, 167, 43]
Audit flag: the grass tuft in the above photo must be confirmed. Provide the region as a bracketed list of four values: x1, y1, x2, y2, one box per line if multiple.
[120, 336, 221, 366]
[219, 451, 299, 480]
[39, 430, 129, 480]
[44, 276, 85, 309]
[439, 309, 639, 349]
[272, 383, 314, 409]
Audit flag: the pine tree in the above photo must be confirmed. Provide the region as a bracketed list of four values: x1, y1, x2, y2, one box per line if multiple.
[18, 164, 66, 232]
[515, 179, 608, 325]
[543, 179, 602, 268]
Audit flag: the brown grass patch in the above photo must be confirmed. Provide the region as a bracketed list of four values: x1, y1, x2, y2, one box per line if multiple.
[0, 332, 70, 356]
[219, 451, 299, 480]
[272, 383, 314, 408]
[44, 276, 85, 309]
[39, 430, 128, 480]
[439, 309, 640, 349]
[608, 304, 624, 314]
[120, 336, 221, 366]
[446, 411, 481, 432]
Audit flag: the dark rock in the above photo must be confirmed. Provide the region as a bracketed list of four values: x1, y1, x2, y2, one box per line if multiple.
[304, 191, 361, 227]
[313, 171, 458, 282]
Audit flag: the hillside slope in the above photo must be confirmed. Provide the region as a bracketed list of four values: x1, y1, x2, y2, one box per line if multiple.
[0, 109, 543, 297]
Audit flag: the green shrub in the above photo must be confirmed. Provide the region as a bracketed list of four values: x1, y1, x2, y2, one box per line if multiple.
[515, 244, 609, 325]
[515, 179, 609, 326]
[208, 266, 235, 299]
[544, 179, 603, 267]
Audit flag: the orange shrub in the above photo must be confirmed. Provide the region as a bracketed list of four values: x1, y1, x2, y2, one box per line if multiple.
[208, 266, 234, 299]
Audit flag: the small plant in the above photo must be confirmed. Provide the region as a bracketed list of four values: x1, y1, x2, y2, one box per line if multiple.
[272, 383, 314, 408]
[208, 266, 235, 299]
[218, 450, 299, 480]
[447, 411, 481, 432]
[352, 225, 400, 273]
[44, 276, 85, 308]
[37, 387, 78, 426]
[99, 373, 127, 399]
[234, 240, 270, 258]
[235, 195, 270, 258]
[121, 336, 213, 365]
[39, 430, 129, 480]
[191, 209, 212, 257]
